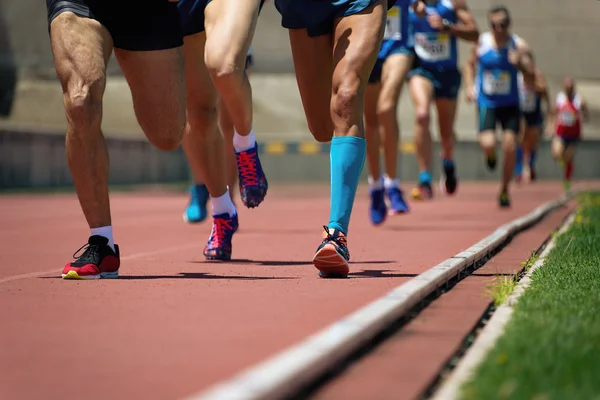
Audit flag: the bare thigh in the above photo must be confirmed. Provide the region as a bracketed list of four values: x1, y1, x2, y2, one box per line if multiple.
[288, 30, 334, 142]
[115, 46, 186, 151]
[379, 53, 413, 111]
[183, 32, 219, 125]
[501, 130, 518, 153]
[204, 0, 261, 69]
[331, 0, 386, 137]
[409, 75, 434, 121]
[50, 12, 113, 122]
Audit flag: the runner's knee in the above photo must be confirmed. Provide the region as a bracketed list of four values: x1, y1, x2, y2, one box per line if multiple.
[478, 132, 496, 153]
[205, 44, 243, 86]
[63, 73, 105, 132]
[415, 106, 430, 127]
[187, 100, 219, 139]
[550, 138, 561, 157]
[502, 132, 517, 153]
[376, 99, 397, 121]
[331, 72, 361, 132]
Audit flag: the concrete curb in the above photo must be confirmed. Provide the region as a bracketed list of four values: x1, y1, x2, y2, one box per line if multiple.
[183, 193, 572, 400]
[430, 210, 577, 400]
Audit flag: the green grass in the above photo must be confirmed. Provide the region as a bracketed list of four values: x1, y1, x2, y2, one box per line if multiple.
[460, 192, 600, 400]
[486, 251, 540, 307]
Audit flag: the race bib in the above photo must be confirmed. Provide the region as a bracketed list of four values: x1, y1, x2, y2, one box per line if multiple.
[482, 70, 511, 95]
[520, 92, 536, 112]
[384, 6, 402, 40]
[559, 111, 577, 126]
[414, 32, 450, 61]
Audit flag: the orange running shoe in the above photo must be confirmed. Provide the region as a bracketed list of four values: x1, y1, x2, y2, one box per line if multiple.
[312, 226, 350, 278]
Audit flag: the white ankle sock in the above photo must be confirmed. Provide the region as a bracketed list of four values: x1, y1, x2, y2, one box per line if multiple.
[233, 129, 256, 152]
[368, 176, 384, 190]
[384, 176, 400, 190]
[90, 226, 115, 252]
[211, 188, 236, 217]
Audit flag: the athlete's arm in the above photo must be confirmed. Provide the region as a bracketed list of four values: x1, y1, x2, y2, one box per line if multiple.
[510, 38, 535, 80]
[447, 0, 479, 42]
[463, 41, 478, 102]
[411, 0, 428, 18]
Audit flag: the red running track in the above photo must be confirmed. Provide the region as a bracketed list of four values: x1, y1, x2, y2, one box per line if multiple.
[0, 181, 585, 399]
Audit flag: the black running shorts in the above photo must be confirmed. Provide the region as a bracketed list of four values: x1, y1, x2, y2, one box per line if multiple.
[46, 0, 183, 51]
[478, 104, 521, 134]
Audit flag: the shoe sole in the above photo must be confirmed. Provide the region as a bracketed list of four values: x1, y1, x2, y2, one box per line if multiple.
[411, 189, 432, 201]
[61, 270, 119, 280]
[240, 189, 268, 209]
[313, 244, 349, 278]
[204, 254, 232, 261]
[388, 208, 409, 215]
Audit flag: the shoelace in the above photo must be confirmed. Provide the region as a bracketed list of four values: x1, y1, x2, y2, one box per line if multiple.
[237, 151, 259, 186]
[72, 243, 100, 263]
[208, 218, 234, 247]
[322, 225, 347, 247]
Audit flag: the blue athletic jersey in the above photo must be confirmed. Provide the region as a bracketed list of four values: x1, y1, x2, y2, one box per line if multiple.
[476, 32, 521, 108]
[410, 0, 459, 69]
[380, 0, 413, 55]
[518, 72, 542, 114]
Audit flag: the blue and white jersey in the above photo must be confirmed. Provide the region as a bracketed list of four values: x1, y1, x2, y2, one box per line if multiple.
[382, 0, 414, 47]
[410, 0, 459, 69]
[476, 32, 521, 108]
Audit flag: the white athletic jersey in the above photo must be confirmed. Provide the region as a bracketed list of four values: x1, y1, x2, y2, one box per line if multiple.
[556, 91, 582, 111]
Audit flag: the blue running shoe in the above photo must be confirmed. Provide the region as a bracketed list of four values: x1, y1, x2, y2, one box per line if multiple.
[235, 142, 268, 208]
[183, 184, 209, 224]
[369, 187, 387, 225]
[386, 187, 409, 214]
[204, 212, 239, 261]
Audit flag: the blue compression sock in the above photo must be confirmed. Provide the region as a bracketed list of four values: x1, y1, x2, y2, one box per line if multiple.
[418, 170, 432, 184]
[328, 136, 366, 235]
[515, 146, 524, 176]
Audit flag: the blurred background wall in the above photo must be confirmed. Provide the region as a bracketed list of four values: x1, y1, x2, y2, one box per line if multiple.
[1, 0, 599, 188]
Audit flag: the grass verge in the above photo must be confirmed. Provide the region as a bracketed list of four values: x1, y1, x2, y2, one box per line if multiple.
[460, 192, 600, 400]
[486, 250, 539, 307]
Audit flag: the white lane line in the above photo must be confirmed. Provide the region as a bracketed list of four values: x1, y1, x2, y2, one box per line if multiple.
[0, 243, 200, 284]
[184, 194, 571, 400]
[431, 210, 576, 400]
